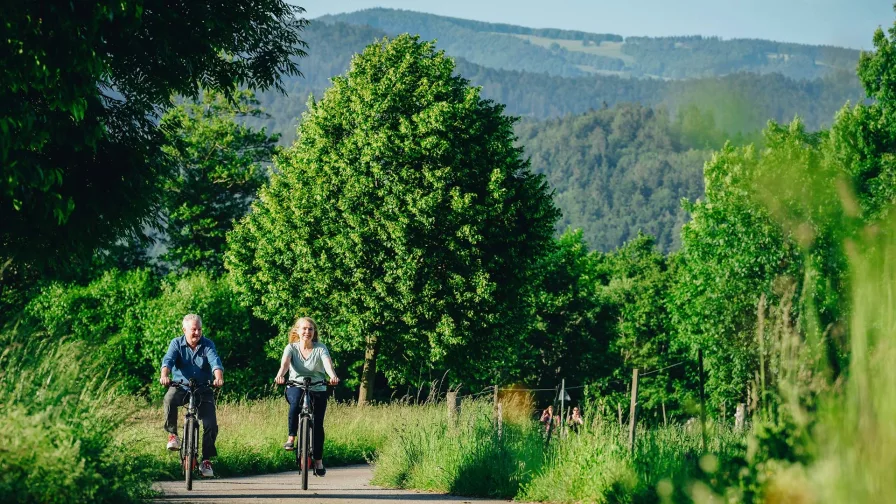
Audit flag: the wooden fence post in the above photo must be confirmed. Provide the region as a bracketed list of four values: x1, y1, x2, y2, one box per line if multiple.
[628, 368, 639, 454]
[617, 403, 623, 427]
[662, 401, 668, 427]
[493, 383, 499, 421]
[698, 349, 707, 452]
[447, 391, 460, 425]
[560, 378, 566, 437]
[735, 403, 746, 431]
[496, 403, 503, 439]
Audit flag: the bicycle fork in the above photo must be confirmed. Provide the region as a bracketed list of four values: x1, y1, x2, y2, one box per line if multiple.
[182, 396, 199, 471]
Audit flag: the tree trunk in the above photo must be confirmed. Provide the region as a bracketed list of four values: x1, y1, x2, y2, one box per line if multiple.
[358, 334, 378, 406]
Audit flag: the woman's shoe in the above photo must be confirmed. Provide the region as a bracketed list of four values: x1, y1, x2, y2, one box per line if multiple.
[283, 440, 295, 451]
[313, 465, 326, 477]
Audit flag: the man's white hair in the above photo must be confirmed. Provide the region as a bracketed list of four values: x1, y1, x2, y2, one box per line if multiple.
[182, 313, 202, 328]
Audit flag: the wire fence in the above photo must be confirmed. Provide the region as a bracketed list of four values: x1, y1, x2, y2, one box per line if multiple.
[479, 359, 690, 397]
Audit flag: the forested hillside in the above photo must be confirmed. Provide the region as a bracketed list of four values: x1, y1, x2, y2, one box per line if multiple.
[248, 19, 864, 251]
[321, 8, 861, 80]
[253, 19, 864, 145]
[518, 104, 729, 251]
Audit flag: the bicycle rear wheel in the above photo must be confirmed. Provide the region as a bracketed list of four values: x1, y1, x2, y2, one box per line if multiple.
[183, 417, 195, 491]
[299, 416, 311, 490]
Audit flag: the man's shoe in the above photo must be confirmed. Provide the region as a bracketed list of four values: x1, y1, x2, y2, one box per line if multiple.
[166, 434, 181, 451]
[200, 460, 214, 477]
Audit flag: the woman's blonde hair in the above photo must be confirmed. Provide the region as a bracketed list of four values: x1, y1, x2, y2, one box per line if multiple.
[288, 316, 319, 344]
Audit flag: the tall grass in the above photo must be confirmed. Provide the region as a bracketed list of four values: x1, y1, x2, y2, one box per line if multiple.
[521, 416, 746, 504]
[769, 226, 896, 504]
[0, 330, 155, 503]
[367, 395, 746, 503]
[372, 399, 544, 498]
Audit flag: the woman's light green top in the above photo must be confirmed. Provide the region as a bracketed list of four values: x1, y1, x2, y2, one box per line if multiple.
[282, 342, 331, 392]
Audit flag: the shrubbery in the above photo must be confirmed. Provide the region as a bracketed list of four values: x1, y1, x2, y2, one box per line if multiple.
[0, 331, 155, 503]
[25, 269, 277, 399]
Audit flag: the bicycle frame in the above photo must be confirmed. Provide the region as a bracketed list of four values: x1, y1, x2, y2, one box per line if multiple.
[171, 379, 212, 491]
[281, 377, 327, 490]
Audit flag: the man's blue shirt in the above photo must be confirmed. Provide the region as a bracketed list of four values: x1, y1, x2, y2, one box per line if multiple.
[160, 335, 224, 385]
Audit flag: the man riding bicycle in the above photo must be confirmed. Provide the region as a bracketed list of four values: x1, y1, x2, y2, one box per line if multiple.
[159, 314, 224, 478]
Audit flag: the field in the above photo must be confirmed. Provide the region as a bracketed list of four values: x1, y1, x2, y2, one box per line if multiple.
[119, 395, 745, 503]
[503, 33, 637, 64]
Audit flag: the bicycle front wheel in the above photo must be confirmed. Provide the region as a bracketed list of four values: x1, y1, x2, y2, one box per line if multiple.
[183, 417, 195, 491]
[299, 416, 311, 491]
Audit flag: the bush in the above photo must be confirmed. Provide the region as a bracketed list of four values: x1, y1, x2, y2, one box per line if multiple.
[25, 270, 277, 399]
[25, 269, 158, 393]
[141, 273, 278, 400]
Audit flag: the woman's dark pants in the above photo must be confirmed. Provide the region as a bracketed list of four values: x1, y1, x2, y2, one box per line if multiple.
[286, 387, 328, 460]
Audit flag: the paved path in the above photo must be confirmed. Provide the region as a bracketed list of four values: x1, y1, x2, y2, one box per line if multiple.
[154, 464, 516, 504]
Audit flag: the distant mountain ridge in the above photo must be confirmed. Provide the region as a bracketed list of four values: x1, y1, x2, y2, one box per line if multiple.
[319, 8, 860, 81]
[251, 19, 862, 146]
[244, 16, 865, 251]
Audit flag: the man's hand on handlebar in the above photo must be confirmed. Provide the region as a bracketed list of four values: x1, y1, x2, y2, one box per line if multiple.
[160, 375, 172, 387]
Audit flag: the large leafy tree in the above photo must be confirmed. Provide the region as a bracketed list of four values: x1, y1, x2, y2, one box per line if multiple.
[601, 233, 689, 412]
[520, 230, 616, 390]
[161, 91, 278, 274]
[1, 0, 307, 276]
[828, 8, 896, 221]
[669, 130, 806, 409]
[227, 35, 559, 403]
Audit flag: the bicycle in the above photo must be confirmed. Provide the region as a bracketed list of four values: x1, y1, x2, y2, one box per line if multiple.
[278, 377, 329, 490]
[169, 379, 213, 491]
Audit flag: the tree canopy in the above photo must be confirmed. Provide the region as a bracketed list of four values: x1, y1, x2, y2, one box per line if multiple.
[1, 0, 308, 274]
[227, 34, 560, 402]
[160, 90, 278, 274]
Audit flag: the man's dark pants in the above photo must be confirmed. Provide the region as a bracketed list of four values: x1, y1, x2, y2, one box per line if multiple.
[164, 386, 218, 460]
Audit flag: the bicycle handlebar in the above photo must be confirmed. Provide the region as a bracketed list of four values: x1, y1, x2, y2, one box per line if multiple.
[168, 379, 216, 390]
[277, 379, 334, 388]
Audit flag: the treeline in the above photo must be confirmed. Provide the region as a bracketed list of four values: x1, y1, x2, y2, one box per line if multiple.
[322, 8, 861, 80]
[316, 8, 587, 77]
[251, 20, 864, 146]
[622, 35, 860, 79]
[445, 14, 622, 44]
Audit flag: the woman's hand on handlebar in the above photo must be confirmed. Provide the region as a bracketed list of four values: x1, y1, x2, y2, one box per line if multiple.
[275, 374, 286, 385]
[328, 376, 340, 386]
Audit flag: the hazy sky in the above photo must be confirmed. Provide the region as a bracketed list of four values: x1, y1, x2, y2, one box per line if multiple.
[295, 0, 893, 50]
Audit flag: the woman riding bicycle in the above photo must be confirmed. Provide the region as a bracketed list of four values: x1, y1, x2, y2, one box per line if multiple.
[273, 316, 339, 476]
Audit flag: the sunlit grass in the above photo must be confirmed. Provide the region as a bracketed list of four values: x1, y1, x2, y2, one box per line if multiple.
[0, 334, 156, 503]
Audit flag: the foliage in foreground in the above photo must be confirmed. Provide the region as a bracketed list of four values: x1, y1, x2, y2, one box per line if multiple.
[2, 0, 307, 275]
[0, 331, 155, 503]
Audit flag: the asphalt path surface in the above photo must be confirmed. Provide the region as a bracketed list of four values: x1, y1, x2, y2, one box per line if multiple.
[154, 464, 518, 504]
